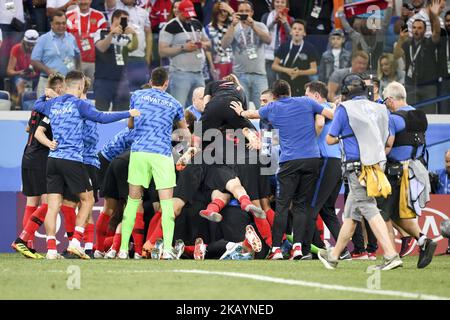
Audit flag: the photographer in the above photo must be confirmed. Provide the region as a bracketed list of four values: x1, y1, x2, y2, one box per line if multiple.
[221, 0, 271, 109]
[7, 30, 40, 109]
[94, 9, 138, 111]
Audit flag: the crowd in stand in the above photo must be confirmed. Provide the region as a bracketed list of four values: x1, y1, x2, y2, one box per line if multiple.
[0, 0, 449, 113]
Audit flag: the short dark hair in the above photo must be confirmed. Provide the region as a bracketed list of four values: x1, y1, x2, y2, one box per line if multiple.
[51, 10, 66, 22]
[184, 110, 196, 134]
[412, 19, 426, 29]
[291, 19, 307, 29]
[271, 80, 291, 98]
[446, 10, 450, 17]
[304, 81, 328, 99]
[151, 67, 169, 86]
[65, 70, 85, 87]
[237, 0, 254, 11]
[261, 89, 273, 96]
[111, 9, 129, 21]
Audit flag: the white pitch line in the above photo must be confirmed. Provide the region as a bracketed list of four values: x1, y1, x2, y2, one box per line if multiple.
[173, 269, 450, 300]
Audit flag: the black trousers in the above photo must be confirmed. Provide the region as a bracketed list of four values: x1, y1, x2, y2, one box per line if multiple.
[304, 158, 344, 250]
[272, 158, 321, 253]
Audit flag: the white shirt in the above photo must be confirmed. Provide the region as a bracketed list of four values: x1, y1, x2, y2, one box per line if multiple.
[407, 8, 445, 39]
[114, 1, 151, 58]
[47, 0, 77, 11]
[0, 0, 25, 24]
[331, 48, 341, 70]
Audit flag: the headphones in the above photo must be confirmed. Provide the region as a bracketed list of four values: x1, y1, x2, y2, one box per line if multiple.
[340, 73, 367, 96]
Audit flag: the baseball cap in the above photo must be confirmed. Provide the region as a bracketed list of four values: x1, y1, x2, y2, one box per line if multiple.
[24, 29, 39, 43]
[330, 29, 344, 37]
[179, 0, 197, 18]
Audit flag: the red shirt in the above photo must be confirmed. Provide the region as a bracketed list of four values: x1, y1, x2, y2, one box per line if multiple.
[10, 43, 39, 78]
[142, 0, 172, 31]
[66, 8, 107, 63]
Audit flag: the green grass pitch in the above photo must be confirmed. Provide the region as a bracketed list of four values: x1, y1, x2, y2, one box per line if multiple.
[1, 253, 449, 300]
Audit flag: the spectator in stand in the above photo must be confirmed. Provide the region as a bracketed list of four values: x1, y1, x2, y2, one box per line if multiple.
[327, 50, 368, 102]
[67, 0, 108, 85]
[0, 0, 26, 91]
[7, 30, 40, 108]
[335, 0, 393, 74]
[205, 1, 234, 80]
[94, 9, 138, 111]
[394, 2, 415, 36]
[31, 11, 81, 97]
[47, 0, 79, 16]
[407, 0, 446, 38]
[159, 0, 211, 107]
[377, 53, 405, 92]
[394, 3, 441, 113]
[141, 0, 173, 68]
[31, 0, 50, 33]
[261, 0, 293, 87]
[272, 19, 318, 97]
[318, 29, 351, 83]
[106, 0, 152, 92]
[437, 10, 450, 114]
[221, 0, 271, 109]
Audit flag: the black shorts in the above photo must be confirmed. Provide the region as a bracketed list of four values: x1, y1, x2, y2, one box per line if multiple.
[47, 158, 93, 196]
[22, 166, 47, 197]
[64, 164, 100, 203]
[102, 156, 129, 200]
[204, 165, 237, 193]
[98, 152, 110, 191]
[174, 164, 206, 205]
[234, 163, 263, 200]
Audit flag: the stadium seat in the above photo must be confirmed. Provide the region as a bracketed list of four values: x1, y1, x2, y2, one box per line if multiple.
[21, 91, 37, 111]
[0, 90, 11, 111]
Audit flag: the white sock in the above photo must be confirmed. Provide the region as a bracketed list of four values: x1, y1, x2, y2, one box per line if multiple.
[70, 238, 81, 248]
[292, 242, 302, 250]
[84, 243, 93, 250]
[418, 235, 426, 247]
[226, 242, 236, 250]
[47, 249, 57, 255]
[272, 246, 280, 253]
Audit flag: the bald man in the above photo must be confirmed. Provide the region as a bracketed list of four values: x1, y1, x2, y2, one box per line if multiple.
[186, 86, 205, 120]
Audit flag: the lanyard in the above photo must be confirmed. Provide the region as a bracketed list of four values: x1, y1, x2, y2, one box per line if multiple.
[240, 25, 254, 47]
[53, 35, 67, 58]
[409, 43, 421, 65]
[175, 18, 198, 42]
[282, 41, 303, 66]
[76, 7, 91, 37]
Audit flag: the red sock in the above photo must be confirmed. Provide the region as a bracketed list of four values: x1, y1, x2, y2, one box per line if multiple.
[132, 212, 145, 255]
[95, 212, 111, 252]
[206, 199, 225, 213]
[20, 204, 48, 242]
[184, 245, 195, 258]
[149, 217, 163, 244]
[146, 211, 162, 242]
[23, 205, 37, 229]
[84, 223, 95, 248]
[265, 208, 275, 227]
[61, 205, 76, 240]
[254, 216, 272, 247]
[112, 233, 121, 252]
[104, 236, 113, 251]
[239, 195, 252, 211]
[46, 237, 57, 251]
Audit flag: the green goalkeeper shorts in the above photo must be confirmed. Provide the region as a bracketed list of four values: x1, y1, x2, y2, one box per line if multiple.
[127, 152, 176, 190]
